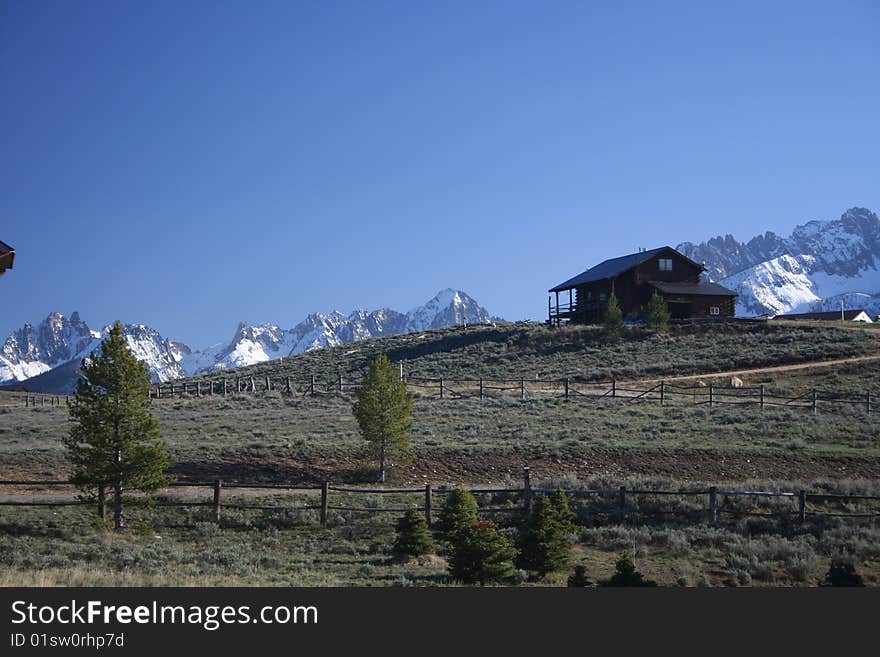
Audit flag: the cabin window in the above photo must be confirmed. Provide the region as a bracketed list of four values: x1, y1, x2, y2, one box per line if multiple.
[658, 258, 673, 272]
[599, 292, 608, 302]
[709, 306, 720, 315]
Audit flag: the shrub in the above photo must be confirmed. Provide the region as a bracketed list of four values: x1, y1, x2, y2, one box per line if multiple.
[823, 559, 865, 587]
[448, 520, 516, 585]
[393, 509, 433, 557]
[601, 552, 657, 587]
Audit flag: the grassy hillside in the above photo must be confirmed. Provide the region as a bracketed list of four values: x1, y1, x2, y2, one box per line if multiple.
[2, 321, 878, 485]
[181, 320, 879, 388]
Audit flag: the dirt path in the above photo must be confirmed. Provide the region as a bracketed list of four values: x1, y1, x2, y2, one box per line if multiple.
[625, 353, 880, 385]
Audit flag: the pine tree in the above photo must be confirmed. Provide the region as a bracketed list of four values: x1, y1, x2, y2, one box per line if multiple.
[436, 487, 479, 548]
[448, 519, 516, 585]
[604, 293, 623, 338]
[567, 565, 592, 587]
[644, 290, 671, 333]
[393, 508, 434, 557]
[64, 322, 171, 531]
[516, 491, 576, 575]
[352, 353, 414, 483]
[601, 551, 657, 587]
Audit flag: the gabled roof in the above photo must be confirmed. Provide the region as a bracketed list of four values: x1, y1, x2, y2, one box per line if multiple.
[0, 241, 12, 254]
[549, 246, 702, 292]
[775, 309, 871, 322]
[649, 280, 737, 297]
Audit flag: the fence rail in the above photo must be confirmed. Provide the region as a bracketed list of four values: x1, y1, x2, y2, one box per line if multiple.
[2, 468, 878, 527]
[134, 374, 878, 417]
[2, 373, 875, 418]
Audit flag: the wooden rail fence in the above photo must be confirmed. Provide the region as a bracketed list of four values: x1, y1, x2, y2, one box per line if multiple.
[134, 374, 878, 416]
[3, 374, 875, 418]
[2, 468, 878, 527]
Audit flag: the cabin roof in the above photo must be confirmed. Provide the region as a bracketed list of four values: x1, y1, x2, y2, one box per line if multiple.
[775, 309, 870, 321]
[549, 246, 702, 292]
[0, 240, 13, 272]
[648, 280, 738, 297]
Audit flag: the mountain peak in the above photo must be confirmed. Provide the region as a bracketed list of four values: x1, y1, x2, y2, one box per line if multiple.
[1, 290, 497, 389]
[679, 207, 880, 317]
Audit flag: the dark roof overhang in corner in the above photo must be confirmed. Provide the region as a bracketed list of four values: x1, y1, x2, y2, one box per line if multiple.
[0, 241, 14, 273]
[648, 280, 738, 297]
[549, 246, 704, 293]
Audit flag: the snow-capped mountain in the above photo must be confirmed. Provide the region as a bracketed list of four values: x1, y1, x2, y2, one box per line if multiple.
[678, 208, 880, 317]
[0, 311, 96, 382]
[182, 289, 492, 374]
[0, 313, 186, 388]
[0, 289, 494, 389]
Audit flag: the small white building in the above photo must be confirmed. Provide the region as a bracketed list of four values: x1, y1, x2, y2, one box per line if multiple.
[776, 308, 873, 323]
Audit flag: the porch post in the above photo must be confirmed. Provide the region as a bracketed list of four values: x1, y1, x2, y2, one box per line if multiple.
[555, 291, 560, 326]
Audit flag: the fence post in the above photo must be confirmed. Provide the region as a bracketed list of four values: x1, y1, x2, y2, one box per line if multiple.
[439, 378, 444, 399]
[564, 378, 570, 399]
[286, 377, 292, 395]
[24, 396, 28, 408]
[250, 377, 256, 393]
[196, 382, 201, 397]
[399, 362, 404, 382]
[183, 383, 188, 395]
[425, 484, 432, 528]
[320, 481, 329, 528]
[812, 390, 817, 414]
[223, 379, 228, 396]
[170, 383, 174, 396]
[266, 376, 271, 392]
[709, 384, 713, 407]
[520, 377, 525, 401]
[310, 374, 315, 395]
[760, 384, 764, 410]
[708, 486, 718, 524]
[618, 486, 627, 523]
[479, 378, 484, 400]
[213, 479, 222, 523]
[612, 379, 616, 399]
[523, 466, 531, 509]
[798, 490, 806, 522]
[660, 380, 665, 406]
[867, 391, 872, 415]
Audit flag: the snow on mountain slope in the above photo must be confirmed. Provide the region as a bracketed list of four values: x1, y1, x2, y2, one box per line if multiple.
[179, 290, 493, 375]
[404, 289, 491, 331]
[720, 255, 819, 316]
[0, 313, 186, 385]
[0, 311, 97, 382]
[2, 290, 495, 388]
[683, 207, 880, 317]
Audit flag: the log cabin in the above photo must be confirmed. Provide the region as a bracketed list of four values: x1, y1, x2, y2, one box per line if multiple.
[0, 241, 14, 276]
[548, 246, 737, 325]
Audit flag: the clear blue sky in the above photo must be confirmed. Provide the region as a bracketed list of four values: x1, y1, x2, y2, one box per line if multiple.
[2, 0, 878, 347]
